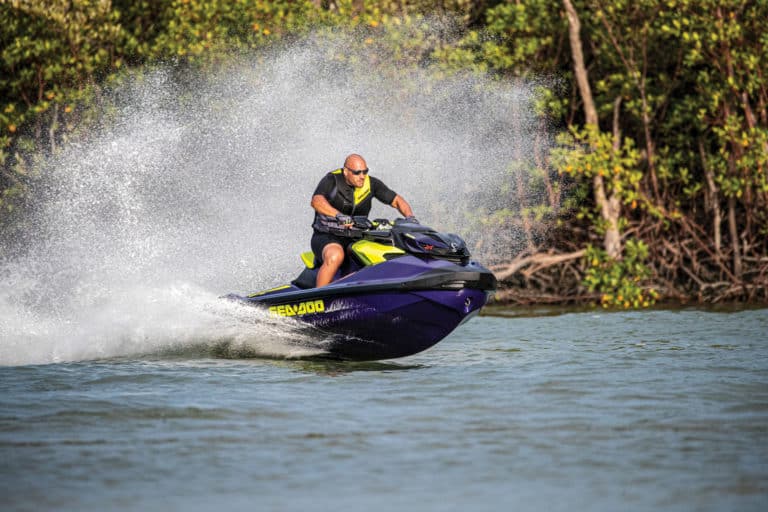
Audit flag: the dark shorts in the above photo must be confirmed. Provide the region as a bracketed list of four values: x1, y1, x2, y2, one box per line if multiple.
[311, 232, 355, 265]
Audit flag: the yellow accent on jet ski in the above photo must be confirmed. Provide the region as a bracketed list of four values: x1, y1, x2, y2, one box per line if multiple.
[351, 240, 405, 266]
[269, 299, 325, 317]
[247, 285, 291, 297]
[301, 251, 316, 269]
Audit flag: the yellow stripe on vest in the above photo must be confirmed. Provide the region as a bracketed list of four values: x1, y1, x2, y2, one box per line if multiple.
[354, 175, 371, 205]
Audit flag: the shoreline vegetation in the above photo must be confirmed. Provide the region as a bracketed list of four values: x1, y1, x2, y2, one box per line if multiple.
[2, 1, 766, 308]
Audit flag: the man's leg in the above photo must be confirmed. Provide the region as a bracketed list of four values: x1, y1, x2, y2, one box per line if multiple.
[316, 243, 345, 287]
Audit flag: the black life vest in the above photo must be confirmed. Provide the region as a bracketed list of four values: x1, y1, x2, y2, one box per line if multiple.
[313, 169, 373, 234]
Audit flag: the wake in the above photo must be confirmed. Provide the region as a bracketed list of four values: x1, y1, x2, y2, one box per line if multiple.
[0, 282, 328, 366]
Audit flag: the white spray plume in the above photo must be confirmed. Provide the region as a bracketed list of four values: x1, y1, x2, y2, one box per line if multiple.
[0, 33, 548, 365]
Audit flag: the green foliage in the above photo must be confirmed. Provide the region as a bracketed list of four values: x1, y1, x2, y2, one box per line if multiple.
[0, 0, 139, 213]
[584, 239, 658, 308]
[666, 0, 768, 201]
[149, 0, 318, 63]
[552, 124, 648, 221]
[432, 0, 565, 77]
[430, 0, 569, 118]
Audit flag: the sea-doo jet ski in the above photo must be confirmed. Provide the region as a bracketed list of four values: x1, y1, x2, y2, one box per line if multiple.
[226, 218, 496, 360]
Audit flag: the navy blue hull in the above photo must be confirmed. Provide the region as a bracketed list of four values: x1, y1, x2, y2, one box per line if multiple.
[228, 255, 496, 361]
[303, 288, 489, 360]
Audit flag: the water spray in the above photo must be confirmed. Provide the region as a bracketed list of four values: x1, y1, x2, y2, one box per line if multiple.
[0, 33, 545, 365]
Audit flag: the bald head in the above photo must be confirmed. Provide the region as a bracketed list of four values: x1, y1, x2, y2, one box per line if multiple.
[344, 154, 367, 170]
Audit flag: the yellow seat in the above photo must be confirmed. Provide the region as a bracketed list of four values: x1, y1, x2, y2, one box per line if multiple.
[350, 240, 405, 266]
[301, 251, 316, 269]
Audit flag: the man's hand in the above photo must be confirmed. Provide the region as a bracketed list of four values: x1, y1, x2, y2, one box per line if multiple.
[405, 216, 420, 224]
[335, 213, 354, 226]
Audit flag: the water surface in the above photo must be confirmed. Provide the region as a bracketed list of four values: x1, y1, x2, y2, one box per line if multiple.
[2, 308, 767, 511]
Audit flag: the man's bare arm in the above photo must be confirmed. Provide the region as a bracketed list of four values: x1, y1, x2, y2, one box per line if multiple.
[391, 195, 414, 218]
[311, 194, 340, 216]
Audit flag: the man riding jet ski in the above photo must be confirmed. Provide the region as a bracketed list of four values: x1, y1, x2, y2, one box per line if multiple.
[310, 153, 416, 287]
[226, 155, 496, 360]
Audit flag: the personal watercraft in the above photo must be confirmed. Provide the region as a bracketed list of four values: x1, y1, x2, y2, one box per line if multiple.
[226, 218, 497, 360]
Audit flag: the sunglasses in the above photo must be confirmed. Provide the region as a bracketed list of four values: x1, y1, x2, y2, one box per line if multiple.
[346, 167, 369, 176]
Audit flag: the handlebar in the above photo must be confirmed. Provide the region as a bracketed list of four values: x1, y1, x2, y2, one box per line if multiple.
[353, 217, 418, 230]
